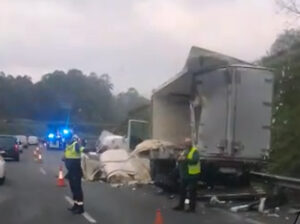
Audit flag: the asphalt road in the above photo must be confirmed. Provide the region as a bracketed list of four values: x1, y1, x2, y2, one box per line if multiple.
[0, 146, 296, 224]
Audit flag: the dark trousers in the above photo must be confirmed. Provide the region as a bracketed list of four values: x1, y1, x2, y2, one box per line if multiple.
[178, 177, 198, 210]
[65, 159, 83, 202]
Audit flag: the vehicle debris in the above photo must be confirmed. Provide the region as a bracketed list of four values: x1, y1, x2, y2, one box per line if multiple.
[258, 197, 266, 213]
[110, 183, 123, 188]
[267, 213, 280, 218]
[81, 153, 101, 181]
[99, 148, 151, 185]
[230, 204, 250, 212]
[96, 130, 127, 153]
[209, 196, 226, 205]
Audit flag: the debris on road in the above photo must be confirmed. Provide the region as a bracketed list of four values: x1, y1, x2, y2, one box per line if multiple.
[99, 148, 151, 185]
[81, 153, 101, 181]
[198, 191, 266, 201]
[209, 196, 226, 206]
[258, 197, 266, 213]
[230, 204, 250, 212]
[267, 213, 280, 218]
[96, 130, 127, 153]
[92, 139, 178, 186]
[110, 183, 123, 188]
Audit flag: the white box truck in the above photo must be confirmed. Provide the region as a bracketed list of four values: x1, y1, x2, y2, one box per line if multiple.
[150, 46, 273, 187]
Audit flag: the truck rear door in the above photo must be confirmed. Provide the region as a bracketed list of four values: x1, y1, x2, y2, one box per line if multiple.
[232, 67, 273, 159]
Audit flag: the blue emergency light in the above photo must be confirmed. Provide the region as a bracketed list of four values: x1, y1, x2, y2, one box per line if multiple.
[63, 129, 69, 135]
[48, 133, 55, 139]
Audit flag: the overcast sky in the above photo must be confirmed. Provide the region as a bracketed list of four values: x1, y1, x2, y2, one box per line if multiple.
[0, 0, 296, 96]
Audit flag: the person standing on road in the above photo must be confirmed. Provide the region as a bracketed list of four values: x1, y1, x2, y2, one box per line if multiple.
[64, 134, 85, 214]
[173, 138, 201, 213]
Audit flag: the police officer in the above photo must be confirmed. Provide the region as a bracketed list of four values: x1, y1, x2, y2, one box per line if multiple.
[64, 134, 85, 214]
[173, 138, 201, 213]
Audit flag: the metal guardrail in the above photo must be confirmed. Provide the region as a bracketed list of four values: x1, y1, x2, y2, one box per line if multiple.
[250, 171, 300, 190]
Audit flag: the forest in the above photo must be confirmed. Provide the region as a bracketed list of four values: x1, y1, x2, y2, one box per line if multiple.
[0, 70, 149, 125]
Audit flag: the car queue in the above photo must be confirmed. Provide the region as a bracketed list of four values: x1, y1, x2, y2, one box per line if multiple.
[0, 135, 39, 185]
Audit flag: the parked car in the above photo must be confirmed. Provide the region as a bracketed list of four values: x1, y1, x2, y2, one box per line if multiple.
[28, 136, 39, 145]
[0, 155, 5, 185]
[0, 135, 20, 161]
[16, 135, 28, 148]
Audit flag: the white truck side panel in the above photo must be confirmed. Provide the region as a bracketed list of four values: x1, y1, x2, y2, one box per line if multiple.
[196, 68, 228, 155]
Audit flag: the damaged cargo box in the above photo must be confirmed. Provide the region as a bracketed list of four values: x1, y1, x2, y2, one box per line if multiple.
[151, 46, 274, 187]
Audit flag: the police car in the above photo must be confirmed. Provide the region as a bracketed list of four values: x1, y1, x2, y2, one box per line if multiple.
[46, 127, 72, 150]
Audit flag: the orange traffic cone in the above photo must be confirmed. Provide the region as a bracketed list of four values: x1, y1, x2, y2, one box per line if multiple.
[56, 165, 66, 187]
[153, 209, 163, 224]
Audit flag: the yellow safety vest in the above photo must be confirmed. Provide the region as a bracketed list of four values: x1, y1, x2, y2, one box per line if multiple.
[80, 146, 85, 152]
[187, 147, 201, 175]
[64, 141, 83, 159]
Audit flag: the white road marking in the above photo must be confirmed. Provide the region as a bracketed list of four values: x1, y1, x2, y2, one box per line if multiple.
[82, 212, 97, 223]
[65, 195, 73, 205]
[65, 195, 97, 223]
[39, 167, 46, 175]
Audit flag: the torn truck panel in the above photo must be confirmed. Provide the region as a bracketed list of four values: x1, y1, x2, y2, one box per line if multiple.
[184, 46, 249, 74]
[152, 46, 249, 97]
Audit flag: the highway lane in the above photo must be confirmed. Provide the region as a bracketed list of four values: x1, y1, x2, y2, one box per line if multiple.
[0, 146, 87, 224]
[0, 146, 293, 224]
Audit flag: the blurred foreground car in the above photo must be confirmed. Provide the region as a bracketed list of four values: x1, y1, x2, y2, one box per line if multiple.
[28, 136, 39, 145]
[16, 135, 28, 148]
[0, 135, 20, 161]
[0, 155, 5, 185]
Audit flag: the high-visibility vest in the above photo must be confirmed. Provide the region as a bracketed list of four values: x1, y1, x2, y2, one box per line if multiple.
[80, 146, 85, 152]
[187, 147, 201, 175]
[64, 141, 83, 159]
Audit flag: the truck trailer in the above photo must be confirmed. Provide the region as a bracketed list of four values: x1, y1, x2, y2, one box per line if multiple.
[150, 46, 273, 187]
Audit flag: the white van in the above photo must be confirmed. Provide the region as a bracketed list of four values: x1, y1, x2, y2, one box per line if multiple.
[28, 136, 39, 145]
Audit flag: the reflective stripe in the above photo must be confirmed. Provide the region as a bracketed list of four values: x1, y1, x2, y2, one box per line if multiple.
[64, 141, 81, 159]
[187, 147, 201, 175]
